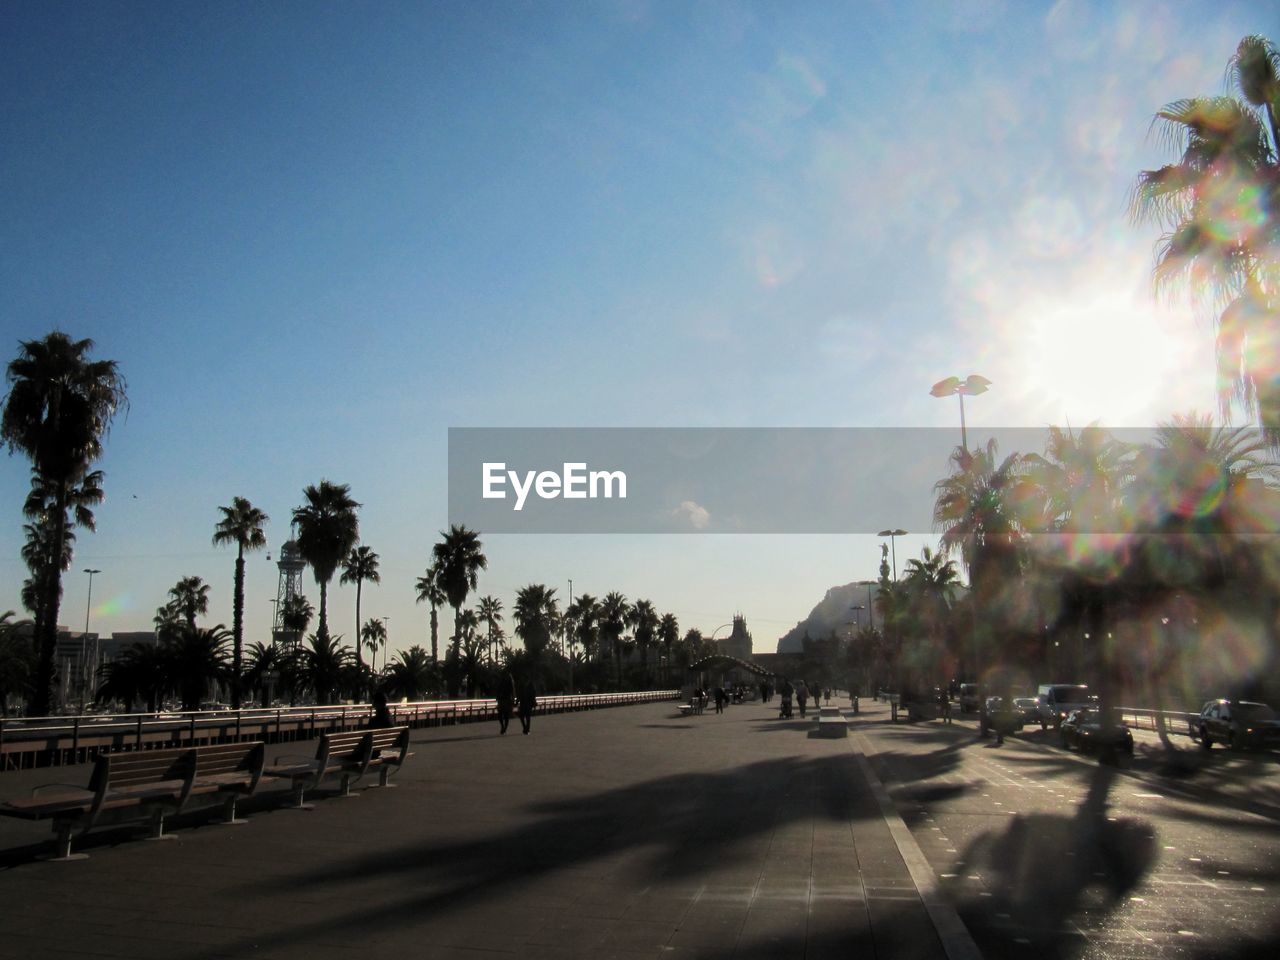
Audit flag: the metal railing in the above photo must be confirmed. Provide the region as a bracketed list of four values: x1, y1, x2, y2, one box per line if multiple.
[0, 690, 680, 772]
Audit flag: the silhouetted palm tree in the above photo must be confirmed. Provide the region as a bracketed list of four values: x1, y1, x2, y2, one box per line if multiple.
[279, 594, 314, 648]
[1131, 35, 1280, 441]
[163, 624, 229, 711]
[166, 576, 211, 631]
[384, 645, 435, 701]
[432, 526, 487, 658]
[96, 640, 168, 713]
[243, 641, 281, 708]
[2, 332, 127, 715]
[627, 599, 659, 685]
[476, 595, 504, 663]
[514, 585, 558, 660]
[300, 632, 352, 705]
[599, 592, 630, 689]
[340, 544, 380, 677]
[568, 594, 600, 662]
[415, 562, 446, 664]
[213, 497, 268, 707]
[658, 613, 679, 684]
[292, 481, 360, 641]
[0, 611, 34, 717]
[361, 617, 387, 674]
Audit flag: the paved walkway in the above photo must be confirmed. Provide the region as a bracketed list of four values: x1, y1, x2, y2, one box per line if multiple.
[0, 698, 962, 960]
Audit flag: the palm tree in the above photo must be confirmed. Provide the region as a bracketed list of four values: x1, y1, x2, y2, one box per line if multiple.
[513, 585, 559, 661]
[96, 640, 168, 713]
[0, 612, 35, 717]
[243, 641, 280, 708]
[340, 544, 380, 676]
[384, 645, 435, 701]
[279, 594, 314, 647]
[901, 546, 961, 689]
[627, 599, 659, 685]
[163, 624, 229, 711]
[476, 595, 504, 663]
[934, 439, 1034, 703]
[361, 618, 387, 674]
[299, 632, 353, 705]
[568, 594, 600, 662]
[658, 613, 679, 684]
[414, 562, 446, 663]
[1130, 35, 1280, 442]
[2, 332, 127, 715]
[292, 481, 360, 642]
[213, 497, 269, 708]
[166, 576, 211, 631]
[599, 592, 630, 689]
[431, 525, 487, 657]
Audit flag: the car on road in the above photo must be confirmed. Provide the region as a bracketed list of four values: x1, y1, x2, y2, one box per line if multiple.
[1060, 708, 1133, 755]
[1198, 700, 1280, 751]
[980, 696, 1024, 736]
[1037, 683, 1092, 729]
[1013, 697, 1040, 725]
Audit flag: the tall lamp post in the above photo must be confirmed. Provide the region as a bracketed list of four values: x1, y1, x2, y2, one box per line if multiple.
[378, 617, 391, 674]
[876, 529, 907, 580]
[79, 568, 101, 714]
[929, 374, 991, 451]
[566, 578, 574, 693]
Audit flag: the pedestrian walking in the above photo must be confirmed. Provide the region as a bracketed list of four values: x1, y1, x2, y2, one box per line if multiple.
[779, 678, 794, 718]
[796, 681, 809, 718]
[714, 686, 726, 713]
[518, 675, 537, 735]
[496, 670, 516, 734]
[369, 689, 393, 729]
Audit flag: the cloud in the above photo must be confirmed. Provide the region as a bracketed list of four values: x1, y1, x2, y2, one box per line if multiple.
[671, 500, 711, 530]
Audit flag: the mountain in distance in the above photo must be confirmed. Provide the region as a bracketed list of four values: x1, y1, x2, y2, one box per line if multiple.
[776, 581, 880, 654]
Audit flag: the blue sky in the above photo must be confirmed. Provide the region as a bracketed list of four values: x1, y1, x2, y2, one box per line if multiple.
[1, 1, 1273, 653]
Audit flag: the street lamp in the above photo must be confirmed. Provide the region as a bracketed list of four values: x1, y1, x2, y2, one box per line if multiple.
[79, 568, 101, 714]
[876, 529, 907, 580]
[850, 604, 865, 629]
[378, 617, 391, 673]
[567, 578, 574, 692]
[930, 374, 991, 451]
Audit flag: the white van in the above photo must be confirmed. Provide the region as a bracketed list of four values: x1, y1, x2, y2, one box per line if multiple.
[1037, 684, 1091, 728]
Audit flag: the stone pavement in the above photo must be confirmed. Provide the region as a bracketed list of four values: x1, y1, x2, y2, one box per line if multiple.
[0, 698, 970, 960]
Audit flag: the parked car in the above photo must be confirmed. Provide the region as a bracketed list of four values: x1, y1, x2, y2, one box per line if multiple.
[1060, 708, 1133, 755]
[1037, 684, 1092, 729]
[980, 696, 1023, 735]
[958, 683, 980, 713]
[1198, 700, 1280, 751]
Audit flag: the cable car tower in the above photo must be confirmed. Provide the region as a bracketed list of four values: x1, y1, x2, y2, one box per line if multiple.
[272, 525, 306, 649]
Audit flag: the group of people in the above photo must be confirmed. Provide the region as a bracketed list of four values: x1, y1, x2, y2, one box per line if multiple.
[369, 672, 539, 737]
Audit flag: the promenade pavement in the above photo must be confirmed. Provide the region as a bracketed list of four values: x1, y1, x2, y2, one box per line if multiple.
[0, 697, 965, 960]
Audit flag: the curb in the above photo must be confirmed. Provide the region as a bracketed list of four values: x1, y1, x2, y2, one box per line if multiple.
[848, 728, 984, 960]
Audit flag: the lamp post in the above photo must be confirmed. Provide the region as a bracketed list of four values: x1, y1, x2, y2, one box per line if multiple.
[850, 604, 865, 630]
[566, 578, 574, 693]
[876, 529, 907, 580]
[929, 374, 991, 451]
[78, 568, 101, 714]
[378, 617, 391, 674]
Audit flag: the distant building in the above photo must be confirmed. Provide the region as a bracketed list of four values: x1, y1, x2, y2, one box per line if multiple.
[718, 614, 753, 662]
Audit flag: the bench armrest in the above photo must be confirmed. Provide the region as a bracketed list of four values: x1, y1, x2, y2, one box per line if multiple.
[32, 783, 93, 798]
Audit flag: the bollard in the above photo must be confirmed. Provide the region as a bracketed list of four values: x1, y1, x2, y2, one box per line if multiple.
[853, 695, 859, 715]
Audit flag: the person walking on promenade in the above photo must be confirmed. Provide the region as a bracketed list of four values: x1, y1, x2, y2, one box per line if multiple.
[496, 670, 516, 734]
[369, 689, 394, 729]
[518, 675, 537, 735]
[713, 686, 726, 713]
[939, 688, 952, 724]
[796, 681, 809, 719]
[779, 678, 794, 718]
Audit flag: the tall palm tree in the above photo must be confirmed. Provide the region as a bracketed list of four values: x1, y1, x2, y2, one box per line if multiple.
[901, 546, 960, 688]
[658, 613, 679, 684]
[476, 595, 504, 663]
[599, 592, 630, 689]
[568, 594, 600, 662]
[166, 576, 211, 631]
[513, 585, 558, 660]
[2, 332, 127, 715]
[431, 525, 487, 657]
[243, 641, 280, 708]
[299, 632, 352, 705]
[1131, 35, 1280, 442]
[96, 640, 168, 713]
[213, 497, 269, 708]
[21, 470, 102, 656]
[627, 599, 659, 685]
[340, 544, 380, 676]
[292, 481, 360, 642]
[361, 617, 387, 674]
[414, 562, 446, 663]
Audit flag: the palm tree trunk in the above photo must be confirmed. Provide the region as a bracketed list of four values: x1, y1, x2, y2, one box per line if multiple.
[231, 550, 245, 708]
[430, 605, 439, 663]
[354, 581, 364, 675]
[32, 482, 69, 717]
[318, 581, 329, 641]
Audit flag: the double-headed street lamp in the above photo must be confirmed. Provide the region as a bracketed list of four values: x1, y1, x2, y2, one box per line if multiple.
[877, 529, 907, 580]
[79, 568, 102, 714]
[929, 374, 991, 451]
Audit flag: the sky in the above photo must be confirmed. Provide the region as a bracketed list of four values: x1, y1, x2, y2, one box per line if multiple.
[1, 0, 1274, 655]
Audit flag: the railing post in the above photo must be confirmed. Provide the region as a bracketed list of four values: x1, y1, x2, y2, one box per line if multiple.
[72, 715, 81, 762]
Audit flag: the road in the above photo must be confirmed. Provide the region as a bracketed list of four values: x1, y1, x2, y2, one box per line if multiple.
[853, 697, 1280, 960]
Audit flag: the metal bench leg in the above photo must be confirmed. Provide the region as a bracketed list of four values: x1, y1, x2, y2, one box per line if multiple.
[338, 774, 360, 798]
[40, 821, 89, 862]
[145, 808, 175, 841]
[218, 795, 249, 825]
[288, 781, 315, 810]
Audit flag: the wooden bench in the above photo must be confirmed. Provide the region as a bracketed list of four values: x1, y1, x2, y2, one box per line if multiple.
[265, 727, 410, 808]
[0, 741, 266, 860]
